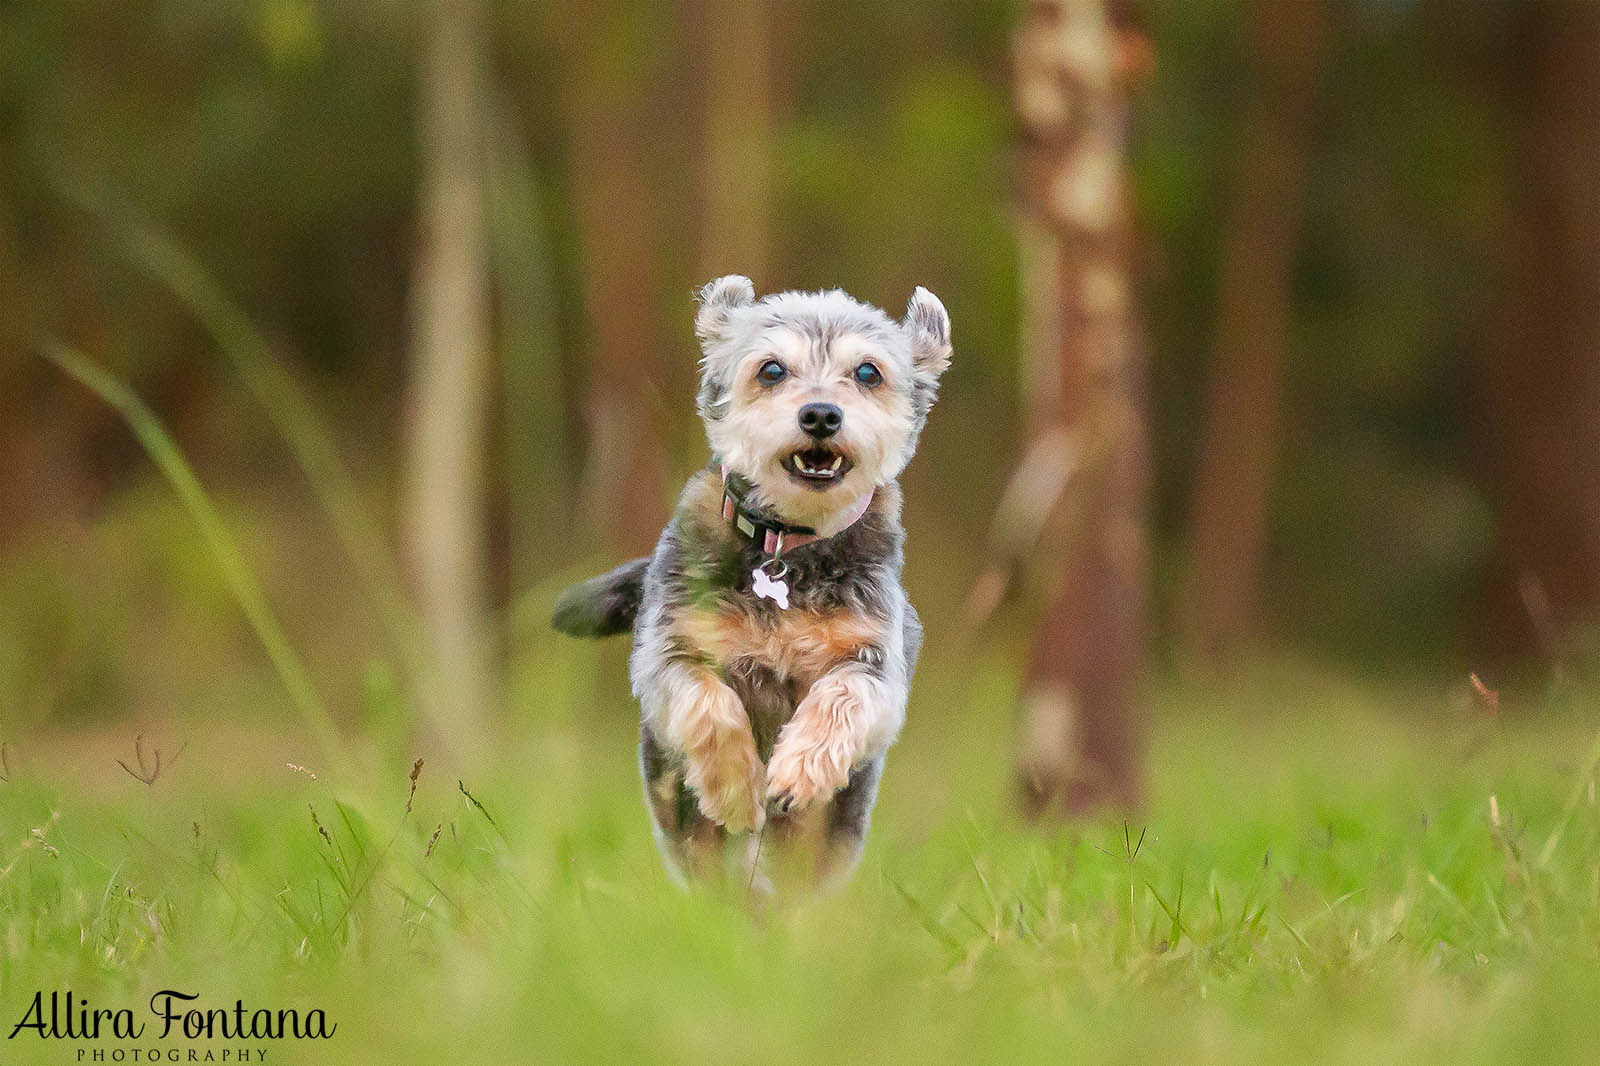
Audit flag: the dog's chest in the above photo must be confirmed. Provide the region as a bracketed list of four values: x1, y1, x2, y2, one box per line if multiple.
[676, 601, 880, 761]
[675, 601, 880, 691]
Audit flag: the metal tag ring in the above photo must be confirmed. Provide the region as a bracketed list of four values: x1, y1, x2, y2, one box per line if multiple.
[760, 557, 790, 581]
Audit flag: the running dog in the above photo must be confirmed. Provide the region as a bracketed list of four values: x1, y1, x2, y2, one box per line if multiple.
[553, 275, 951, 888]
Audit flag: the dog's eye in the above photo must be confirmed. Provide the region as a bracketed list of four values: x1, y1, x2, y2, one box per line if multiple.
[854, 362, 883, 388]
[756, 360, 787, 386]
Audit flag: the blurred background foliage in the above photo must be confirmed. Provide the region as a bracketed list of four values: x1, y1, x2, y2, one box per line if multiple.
[0, 0, 1589, 746]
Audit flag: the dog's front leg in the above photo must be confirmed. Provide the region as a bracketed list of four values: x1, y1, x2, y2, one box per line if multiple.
[766, 660, 906, 815]
[641, 660, 766, 833]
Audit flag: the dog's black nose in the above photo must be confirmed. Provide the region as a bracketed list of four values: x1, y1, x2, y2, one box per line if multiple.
[798, 402, 843, 439]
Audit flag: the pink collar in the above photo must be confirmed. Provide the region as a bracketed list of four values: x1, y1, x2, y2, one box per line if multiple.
[720, 465, 874, 554]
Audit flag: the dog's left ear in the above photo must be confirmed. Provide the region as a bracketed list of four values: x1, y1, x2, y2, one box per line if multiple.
[903, 286, 952, 382]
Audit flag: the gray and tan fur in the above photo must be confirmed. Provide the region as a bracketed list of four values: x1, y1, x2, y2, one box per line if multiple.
[553, 276, 951, 889]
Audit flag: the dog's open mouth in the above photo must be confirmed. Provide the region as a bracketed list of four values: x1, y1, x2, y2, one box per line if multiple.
[783, 446, 853, 485]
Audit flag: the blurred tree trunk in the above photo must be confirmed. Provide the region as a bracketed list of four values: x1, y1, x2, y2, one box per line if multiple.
[700, 0, 773, 285]
[404, 0, 495, 753]
[487, 98, 569, 593]
[562, 11, 672, 557]
[1472, 2, 1600, 661]
[1011, 0, 1149, 817]
[1177, 0, 1326, 663]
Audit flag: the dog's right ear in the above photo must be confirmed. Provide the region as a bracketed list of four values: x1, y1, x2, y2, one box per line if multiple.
[695, 275, 755, 343]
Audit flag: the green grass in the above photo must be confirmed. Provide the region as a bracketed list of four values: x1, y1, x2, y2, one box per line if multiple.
[24, 179, 1600, 1066]
[3, 658, 1599, 1065]
[23, 304, 1600, 1063]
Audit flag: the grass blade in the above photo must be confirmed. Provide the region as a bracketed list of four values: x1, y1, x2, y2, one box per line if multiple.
[37, 337, 350, 777]
[1539, 726, 1600, 866]
[47, 175, 453, 755]
[119, 221, 427, 673]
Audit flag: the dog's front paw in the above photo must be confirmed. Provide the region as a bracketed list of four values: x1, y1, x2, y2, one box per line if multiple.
[684, 734, 767, 833]
[765, 729, 852, 816]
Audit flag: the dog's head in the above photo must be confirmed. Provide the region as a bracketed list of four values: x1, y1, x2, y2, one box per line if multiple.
[693, 276, 952, 533]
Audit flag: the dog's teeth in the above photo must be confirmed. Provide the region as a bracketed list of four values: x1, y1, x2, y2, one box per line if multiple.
[790, 451, 845, 477]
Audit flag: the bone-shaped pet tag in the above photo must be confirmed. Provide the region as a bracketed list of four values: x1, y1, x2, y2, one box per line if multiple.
[752, 566, 790, 609]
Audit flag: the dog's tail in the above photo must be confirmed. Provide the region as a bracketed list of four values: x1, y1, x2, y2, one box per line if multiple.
[551, 557, 651, 638]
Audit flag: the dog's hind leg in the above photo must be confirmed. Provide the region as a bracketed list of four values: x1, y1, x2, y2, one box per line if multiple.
[640, 726, 725, 885]
[816, 754, 884, 888]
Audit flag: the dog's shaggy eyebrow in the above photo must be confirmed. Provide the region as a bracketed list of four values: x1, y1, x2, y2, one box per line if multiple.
[745, 302, 899, 376]
[745, 326, 809, 367]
